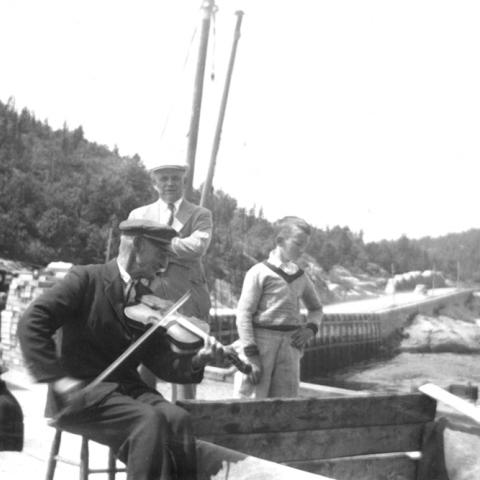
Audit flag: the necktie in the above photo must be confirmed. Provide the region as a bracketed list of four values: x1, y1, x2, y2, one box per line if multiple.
[167, 203, 175, 226]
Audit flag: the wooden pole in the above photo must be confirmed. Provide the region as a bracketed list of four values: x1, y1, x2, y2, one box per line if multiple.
[200, 10, 244, 207]
[185, 0, 215, 200]
[104, 226, 113, 262]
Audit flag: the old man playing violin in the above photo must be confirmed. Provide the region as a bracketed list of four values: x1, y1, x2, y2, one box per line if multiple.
[18, 219, 227, 480]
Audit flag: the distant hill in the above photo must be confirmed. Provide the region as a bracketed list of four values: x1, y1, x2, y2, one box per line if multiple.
[0, 99, 477, 304]
[414, 230, 480, 283]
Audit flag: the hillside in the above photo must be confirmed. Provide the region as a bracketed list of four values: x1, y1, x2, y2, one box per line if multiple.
[0, 99, 476, 300]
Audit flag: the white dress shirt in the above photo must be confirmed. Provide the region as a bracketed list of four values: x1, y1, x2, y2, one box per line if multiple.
[148, 198, 184, 231]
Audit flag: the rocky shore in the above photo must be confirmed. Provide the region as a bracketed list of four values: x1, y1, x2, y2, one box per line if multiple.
[330, 296, 480, 394]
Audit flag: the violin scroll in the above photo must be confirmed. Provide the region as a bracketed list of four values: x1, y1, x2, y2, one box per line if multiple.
[224, 348, 252, 374]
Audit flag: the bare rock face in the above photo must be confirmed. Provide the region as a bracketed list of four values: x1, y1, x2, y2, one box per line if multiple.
[401, 314, 480, 353]
[299, 259, 335, 304]
[296, 259, 389, 304]
[385, 270, 446, 293]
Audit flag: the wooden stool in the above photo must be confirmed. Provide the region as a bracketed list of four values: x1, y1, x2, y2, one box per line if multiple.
[45, 428, 127, 480]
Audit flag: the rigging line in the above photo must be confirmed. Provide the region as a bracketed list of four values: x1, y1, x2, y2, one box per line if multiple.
[159, 20, 200, 140]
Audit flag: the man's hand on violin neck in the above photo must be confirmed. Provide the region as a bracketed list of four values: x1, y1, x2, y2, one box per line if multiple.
[192, 336, 226, 370]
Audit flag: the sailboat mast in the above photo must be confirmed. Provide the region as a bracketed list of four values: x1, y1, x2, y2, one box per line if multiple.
[200, 10, 244, 207]
[184, 0, 216, 200]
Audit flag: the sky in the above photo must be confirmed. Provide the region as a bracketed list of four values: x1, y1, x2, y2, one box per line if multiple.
[1, 0, 480, 242]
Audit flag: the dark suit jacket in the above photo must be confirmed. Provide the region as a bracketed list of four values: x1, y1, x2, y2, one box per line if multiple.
[18, 260, 203, 413]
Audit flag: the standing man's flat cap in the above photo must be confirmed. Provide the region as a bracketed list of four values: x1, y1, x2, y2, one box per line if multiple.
[119, 219, 177, 244]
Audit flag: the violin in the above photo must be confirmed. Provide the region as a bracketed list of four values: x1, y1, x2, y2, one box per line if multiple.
[124, 292, 252, 375]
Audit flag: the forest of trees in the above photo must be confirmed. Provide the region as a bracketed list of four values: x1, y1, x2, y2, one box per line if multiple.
[0, 99, 477, 297]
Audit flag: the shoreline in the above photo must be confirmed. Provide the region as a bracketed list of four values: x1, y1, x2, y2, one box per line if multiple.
[314, 351, 480, 396]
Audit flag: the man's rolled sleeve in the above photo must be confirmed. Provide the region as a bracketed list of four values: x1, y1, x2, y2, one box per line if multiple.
[171, 210, 212, 259]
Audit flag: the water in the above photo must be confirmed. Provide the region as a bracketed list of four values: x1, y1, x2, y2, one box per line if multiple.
[314, 351, 480, 395]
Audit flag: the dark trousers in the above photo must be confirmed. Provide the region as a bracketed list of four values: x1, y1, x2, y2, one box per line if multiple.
[57, 389, 196, 480]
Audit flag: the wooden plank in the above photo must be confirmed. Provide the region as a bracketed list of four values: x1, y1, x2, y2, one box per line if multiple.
[179, 394, 436, 436]
[419, 383, 480, 424]
[285, 452, 417, 480]
[201, 423, 425, 462]
[196, 439, 334, 480]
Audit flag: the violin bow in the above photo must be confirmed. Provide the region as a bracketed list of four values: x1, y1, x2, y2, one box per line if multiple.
[88, 290, 192, 390]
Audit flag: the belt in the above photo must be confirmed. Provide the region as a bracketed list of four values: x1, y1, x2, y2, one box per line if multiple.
[254, 324, 299, 332]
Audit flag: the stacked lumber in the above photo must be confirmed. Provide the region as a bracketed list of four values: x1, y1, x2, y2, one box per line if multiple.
[0, 266, 69, 372]
[0, 271, 56, 370]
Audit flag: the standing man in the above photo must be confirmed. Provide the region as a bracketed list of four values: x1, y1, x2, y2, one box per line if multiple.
[129, 162, 213, 398]
[18, 219, 225, 480]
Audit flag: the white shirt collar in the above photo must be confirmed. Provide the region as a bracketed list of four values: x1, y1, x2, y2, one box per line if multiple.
[116, 259, 131, 285]
[267, 249, 299, 275]
[158, 197, 183, 211]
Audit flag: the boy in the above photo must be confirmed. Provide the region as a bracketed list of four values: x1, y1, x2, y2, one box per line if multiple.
[234, 216, 323, 398]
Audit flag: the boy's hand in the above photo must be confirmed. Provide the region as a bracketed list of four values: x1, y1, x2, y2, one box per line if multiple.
[290, 326, 315, 349]
[247, 355, 263, 385]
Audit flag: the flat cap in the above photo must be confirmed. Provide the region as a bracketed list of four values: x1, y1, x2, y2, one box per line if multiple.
[119, 219, 177, 244]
